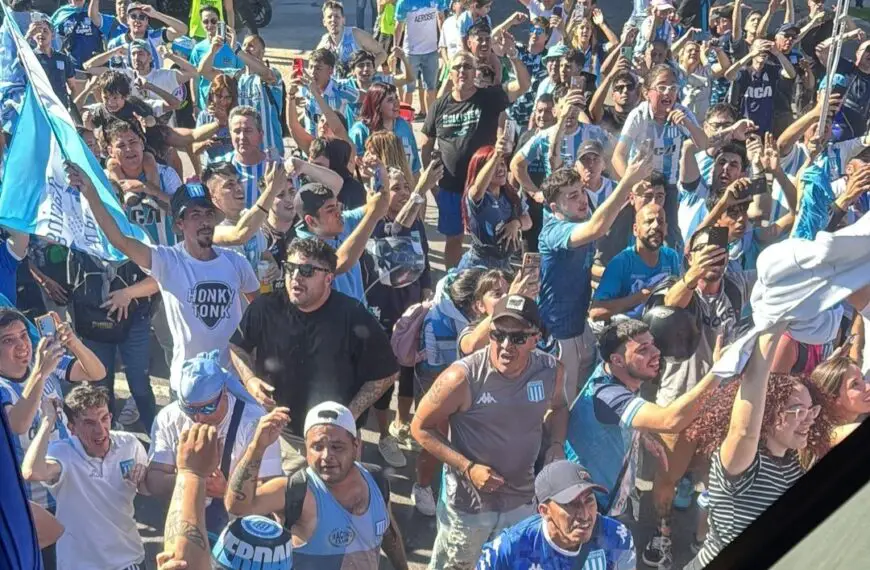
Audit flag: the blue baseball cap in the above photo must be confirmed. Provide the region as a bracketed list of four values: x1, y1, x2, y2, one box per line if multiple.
[819, 73, 850, 91]
[543, 43, 570, 62]
[212, 516, 292, 569]
[178, 350, 232, 406]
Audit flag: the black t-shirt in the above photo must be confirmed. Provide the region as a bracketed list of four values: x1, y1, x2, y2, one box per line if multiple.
[422, 85, 510, 193]
[263, 220, 297, 288]
[600, 105, 630, 138]
[730, 62, 780, 134]
[836, 59, 870, 140]
[230, 291, 398, 437]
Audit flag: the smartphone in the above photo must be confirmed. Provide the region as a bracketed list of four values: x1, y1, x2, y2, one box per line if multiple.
[620, 45, 634, 61]
[35, 315, 57, 338]
[707, 226, 729, 251]
[293, 57, 305, 79]
[522, 252, 541, 282]
[574, 6, 586, 19]
[708, 38, 720, 48]
[570, 75, 586, 90]
[502, 119, 517, 144]
[552, 5, 563, 18]
[431, 149, 443, 168]
[217, 22, 227, 40]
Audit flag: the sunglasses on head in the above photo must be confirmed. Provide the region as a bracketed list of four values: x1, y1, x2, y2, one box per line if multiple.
[489, 329, 536, 345]
[180, 390, 223, 416]
[128, 11, 148, 20]
[285, 261, 331, 278]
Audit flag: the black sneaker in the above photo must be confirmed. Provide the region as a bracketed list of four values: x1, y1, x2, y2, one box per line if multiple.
[642, 532, 673, 569]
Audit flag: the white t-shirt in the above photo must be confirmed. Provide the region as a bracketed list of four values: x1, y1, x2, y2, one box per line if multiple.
[619, 102, 699, 186]
[439, 13, 464, 60]
[46, 432, 147, 570]
[397, 0, 440, 55]
[123, 68, 184, 122]
[527, 1, 563, 47]
[146, 243, 260, 391]
[148, 394, 283, 505]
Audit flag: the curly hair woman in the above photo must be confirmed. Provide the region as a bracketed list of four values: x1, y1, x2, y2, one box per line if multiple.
[682, 332, 833, 570]
[810, 355, 870, 446]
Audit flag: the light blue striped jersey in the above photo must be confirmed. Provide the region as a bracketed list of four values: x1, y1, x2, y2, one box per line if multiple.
[348, 118, 421, 174]
[216, 151, 275, 208]
[677, 176, 710, 243]
[236, 69, 285, 158]
[301, 78, 360, 136]
[127, 164, 181, 246]
[293, 464, 388, 570]
[0, 355, 74, 510]
[343, 73, 393, 119]
[620, 102, 699, 185]
[316, 27, 360, 68]
[517, 123, 612, 177]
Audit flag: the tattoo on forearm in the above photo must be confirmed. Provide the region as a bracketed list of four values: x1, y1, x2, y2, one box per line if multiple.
[706, 129, 731, 149]
[164, 519, 208, 551]
[230, 456, 262, 502]
[349, 375, 395, 416]
[381, 518, 409, 570]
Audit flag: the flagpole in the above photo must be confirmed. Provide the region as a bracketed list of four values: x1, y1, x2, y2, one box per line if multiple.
[817, 0, 849, 136]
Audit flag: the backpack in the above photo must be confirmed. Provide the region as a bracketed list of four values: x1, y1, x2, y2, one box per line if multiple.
[283, 463, 391, 527]
[390, 300, 432, 367]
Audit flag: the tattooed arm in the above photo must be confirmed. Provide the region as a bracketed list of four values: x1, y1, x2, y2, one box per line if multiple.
[382, 498, 409, 570]
[410, 364, 474, 473]
[224, 408, 290, 517]
[348, 372, 399, 420]
[163, 424, 218, 570]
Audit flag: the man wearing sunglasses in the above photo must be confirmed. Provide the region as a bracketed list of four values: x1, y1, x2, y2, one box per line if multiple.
[505, 17, 551, 137]
[230, 237, 398, 475]
[146, 351, 282, 537]
[106, 3, 189, 69]
[411, 294, 567, 569]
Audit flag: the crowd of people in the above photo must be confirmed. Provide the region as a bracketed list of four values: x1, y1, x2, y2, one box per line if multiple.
[1, 0, 870, 568]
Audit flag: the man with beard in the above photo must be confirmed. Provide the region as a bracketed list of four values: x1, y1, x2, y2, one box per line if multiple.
[225, 402, 407, 569]
[537, 152, 653, 404]
[590, 203, 682, 321]
[229, 238, 398, 474]
[411, 295, 566, 570]
[478, 460, 636, 569]
[642, 225, 751, 568]
[22, 384, 149, 570]
[505, 16, 551, 133]
[590, 62, 641, 137]
[66, 163, 260, 397]
[564, 319, 725, 519]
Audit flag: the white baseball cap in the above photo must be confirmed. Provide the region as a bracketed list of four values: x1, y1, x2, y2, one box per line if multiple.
[304, 402, 357, 437]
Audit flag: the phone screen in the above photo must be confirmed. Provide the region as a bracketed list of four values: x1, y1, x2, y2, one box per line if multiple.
[35, 315, 57, 338]
[552, 5, 563, 17]
[707, 226, 729, 251]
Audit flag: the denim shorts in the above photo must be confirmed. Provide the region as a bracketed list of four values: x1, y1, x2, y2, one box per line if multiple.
[435, 188, 464, 237]
[408, 51, 439, 91]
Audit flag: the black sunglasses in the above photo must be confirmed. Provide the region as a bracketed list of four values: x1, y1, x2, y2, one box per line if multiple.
[285, 261, 331, 278]
[489, 329, 536, 345]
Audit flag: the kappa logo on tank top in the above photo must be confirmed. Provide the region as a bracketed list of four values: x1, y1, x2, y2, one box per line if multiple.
[188, 281, 235, 328]
[476, 392, 498, 405]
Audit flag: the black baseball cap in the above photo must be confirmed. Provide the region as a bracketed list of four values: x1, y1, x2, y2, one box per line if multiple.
[578, 139, 603, 159]
[293, 182, 335, 221]
[170, 183, 217, 219]
[492, 294, 543, 331]
[535, 460, 607, 504]
[776, 23, 800, 36]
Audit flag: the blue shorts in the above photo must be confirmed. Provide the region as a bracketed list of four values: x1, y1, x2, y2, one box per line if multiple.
[436, 189, 464, 237]
[407, 51, 439, 91]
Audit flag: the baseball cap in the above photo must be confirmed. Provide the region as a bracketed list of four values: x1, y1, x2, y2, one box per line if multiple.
[178, 350, 232, 406]
[126, 2, 147, 14]
[651, 0, 675, 11]
[304, 401, 357, 438]
[543, 43, 570, 61]
[578, 139, 603, 159]
[776, 22, 800, 36]
[170, 183, 217, 219]
[535, 460, 607, 504]
[293, 183, 335, 221]
[819, 73, 850, 91]
[211, 515, 292, 570]
[129, 39, 150, 53]
[492, 294, 543, 331]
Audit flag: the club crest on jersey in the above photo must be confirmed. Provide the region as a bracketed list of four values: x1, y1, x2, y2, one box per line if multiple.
[527, 380, 545, 402]
[328, 526, 356, 547]
[119, 459, 134, 478]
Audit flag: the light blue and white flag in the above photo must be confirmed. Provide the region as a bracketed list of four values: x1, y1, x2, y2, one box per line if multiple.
[0, 1, 149, 262]
[0, 8, 27, 131]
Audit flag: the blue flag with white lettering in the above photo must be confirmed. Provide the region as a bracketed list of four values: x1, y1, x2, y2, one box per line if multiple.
[0, 1, 149, 261]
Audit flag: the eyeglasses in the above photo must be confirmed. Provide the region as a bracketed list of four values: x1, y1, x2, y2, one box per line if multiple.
[452, 62, 475, 71]
[202, 17, 218, 24]
[613, 84, 634, 92]
[180, 390, 223, 416]
[530, 26, 546, 35]
[128, 12, 148, 21]
[653, 84, 679, 95]
[285, 261, 331, 278]
[782, 404, 821, 422]
[489, 329, 536, 345]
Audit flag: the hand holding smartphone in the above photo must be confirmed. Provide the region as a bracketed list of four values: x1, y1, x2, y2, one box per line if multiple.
[35, 314, 57, 338]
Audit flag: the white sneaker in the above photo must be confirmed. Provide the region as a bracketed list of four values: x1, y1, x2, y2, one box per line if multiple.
[412, 483, 436, 516]
[378, 435, 407, 468]
[389, 421, 420, 450]
[118, 399, 140, 427]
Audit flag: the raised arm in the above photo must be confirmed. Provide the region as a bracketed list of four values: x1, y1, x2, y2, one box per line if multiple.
[720, 330, 784, 475]
[58, 320, 106, 382]
[732, 0, 744, 42]
[285, 81, 315, 154]
[88, 0, 104, 28]
[589, 58, 628, 123]
[468, 138, 508, 204]
[225, 409, 290, 517]
[756, 0, 778, 41]
[394, 159, 443, 228]
[21, 407, 62, 484]
[65, 163, 153, 270]
[197, 36, 225, 81]
[334, 183, 390, 275]
[290, 157, 344, 194]
[770, 46, 796, 80]
[141, 5, 188, 39]
[504, 49, 532, 103]
[213, 163, 284, 246]
[5, 338, 63, 434]
[630, 366, 724, 433]
[82, 44, 127, 70]
[353, 28, 388, 67]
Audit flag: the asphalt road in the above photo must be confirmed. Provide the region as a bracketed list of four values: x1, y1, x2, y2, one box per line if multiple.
[121, 1, 867, 568]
